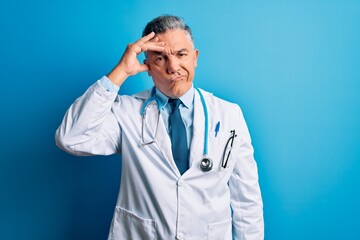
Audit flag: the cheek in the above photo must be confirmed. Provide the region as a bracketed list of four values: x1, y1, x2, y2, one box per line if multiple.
[150, 65, 165, 75]
[184, 62, 196, 74]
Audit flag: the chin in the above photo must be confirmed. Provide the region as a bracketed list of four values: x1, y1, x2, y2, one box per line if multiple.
[171, 88, 188, 98]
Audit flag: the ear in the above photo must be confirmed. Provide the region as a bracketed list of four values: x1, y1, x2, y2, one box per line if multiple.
[144, 59, 151, 76]
[193, 49, 199, 67]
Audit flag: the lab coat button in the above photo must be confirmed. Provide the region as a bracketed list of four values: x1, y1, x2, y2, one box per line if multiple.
[177, 180, 184, 187]
[176, 233, 184, 239]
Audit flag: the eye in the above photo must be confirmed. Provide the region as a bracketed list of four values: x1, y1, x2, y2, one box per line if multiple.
[178, 52, 187, 58]
[155, 56, 164, 62]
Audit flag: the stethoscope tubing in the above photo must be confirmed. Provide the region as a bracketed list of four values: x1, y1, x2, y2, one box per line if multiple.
[141, 87, 209, 156]
[141, 87, 212, 172]
[194, 87, 209, 156]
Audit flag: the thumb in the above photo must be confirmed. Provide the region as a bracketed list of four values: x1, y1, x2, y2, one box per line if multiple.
[137, 64, 150, 73]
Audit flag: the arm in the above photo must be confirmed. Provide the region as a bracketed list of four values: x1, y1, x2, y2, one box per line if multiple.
[55, 32, 164, 156]
[229, 106, 264, 240]
[55, 78, 121, 156]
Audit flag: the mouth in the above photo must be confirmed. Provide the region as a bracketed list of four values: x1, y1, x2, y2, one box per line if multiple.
[170, 75, 186, 81]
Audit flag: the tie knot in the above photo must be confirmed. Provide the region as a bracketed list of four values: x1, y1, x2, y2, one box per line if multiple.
[168, 98, 182, 111]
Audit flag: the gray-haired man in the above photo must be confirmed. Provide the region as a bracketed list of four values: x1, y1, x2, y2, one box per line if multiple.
[56, 15, 264, 239]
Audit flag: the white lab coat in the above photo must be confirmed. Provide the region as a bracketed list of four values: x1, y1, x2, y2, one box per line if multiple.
[56, 80, 264, 240]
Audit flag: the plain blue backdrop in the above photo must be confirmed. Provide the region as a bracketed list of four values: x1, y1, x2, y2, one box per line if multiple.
[1, 0, 359, 239]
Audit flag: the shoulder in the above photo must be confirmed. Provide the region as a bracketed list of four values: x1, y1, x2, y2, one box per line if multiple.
[132, 88, 152, 100]
[114, 88, 152, 103]
[111, 88, 152, 116]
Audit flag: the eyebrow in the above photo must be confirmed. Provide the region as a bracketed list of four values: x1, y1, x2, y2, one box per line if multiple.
[176, 48, 189, 54]
[151, 48, 189, 56]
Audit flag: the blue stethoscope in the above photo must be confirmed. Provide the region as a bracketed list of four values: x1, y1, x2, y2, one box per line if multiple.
[140, 87, 213, 172]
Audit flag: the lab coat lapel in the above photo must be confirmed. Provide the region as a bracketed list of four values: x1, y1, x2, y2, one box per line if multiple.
[189, 89, 206, 168]
[136, 90, 179, 176]
[154, 112, 180, 175]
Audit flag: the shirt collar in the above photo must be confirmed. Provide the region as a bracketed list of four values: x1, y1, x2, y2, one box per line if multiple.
[155, 85, 194, 109]
[178, 86, 194, 109]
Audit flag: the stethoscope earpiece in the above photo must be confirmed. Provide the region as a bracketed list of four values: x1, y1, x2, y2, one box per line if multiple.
[200, 157, 213, 172]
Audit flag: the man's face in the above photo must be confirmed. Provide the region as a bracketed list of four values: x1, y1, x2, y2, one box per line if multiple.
[145, 29, 199, 98]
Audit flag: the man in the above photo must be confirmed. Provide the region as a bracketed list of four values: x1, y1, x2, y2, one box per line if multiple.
[56, 15, 264, 239]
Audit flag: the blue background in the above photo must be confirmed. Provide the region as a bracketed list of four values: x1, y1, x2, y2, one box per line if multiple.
[1, 0, 359, 239]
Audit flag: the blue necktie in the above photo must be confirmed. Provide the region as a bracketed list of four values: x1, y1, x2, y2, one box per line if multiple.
[168, 99, 189, 175]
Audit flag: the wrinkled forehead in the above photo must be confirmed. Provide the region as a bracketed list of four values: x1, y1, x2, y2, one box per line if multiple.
[155, 29, 194, 49]
[144, 29, 195, 58]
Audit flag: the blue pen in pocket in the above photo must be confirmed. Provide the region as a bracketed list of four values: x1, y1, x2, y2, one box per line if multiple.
[215, 121, 220, 137]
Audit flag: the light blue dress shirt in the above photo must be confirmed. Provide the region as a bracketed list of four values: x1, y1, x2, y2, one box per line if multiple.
[154, 87, 194, 149]
[98, 76, 194, 149]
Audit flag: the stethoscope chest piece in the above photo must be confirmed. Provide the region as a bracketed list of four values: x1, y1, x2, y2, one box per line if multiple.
[200, 157, 213, 172]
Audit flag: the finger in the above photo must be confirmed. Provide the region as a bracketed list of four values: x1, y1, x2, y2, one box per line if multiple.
[130, 33, 165, 55]
[141, 44, 165, 53]
[131, 33, 163, 54]
[148, 36, 160, 43]
[141, 40, 165, 50]
[137, 63, 150, 73]
[137, 32, 156, 44]
[129, 41, 164, 56]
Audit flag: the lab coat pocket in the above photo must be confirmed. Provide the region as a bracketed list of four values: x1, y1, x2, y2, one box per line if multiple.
[207, 218, 232, 240]
[208, 131, 235, 172]
[110, 206, 158, 240]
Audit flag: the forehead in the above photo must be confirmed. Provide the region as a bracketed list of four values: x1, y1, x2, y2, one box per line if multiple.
[155, 29, 194, 50]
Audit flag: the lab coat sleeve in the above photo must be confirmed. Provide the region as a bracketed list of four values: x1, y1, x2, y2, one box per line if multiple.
[229, 105, 264, 240]
[55, 80, 121, 156]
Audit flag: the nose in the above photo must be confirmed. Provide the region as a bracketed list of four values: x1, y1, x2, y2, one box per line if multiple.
[166, 56, 180, 74]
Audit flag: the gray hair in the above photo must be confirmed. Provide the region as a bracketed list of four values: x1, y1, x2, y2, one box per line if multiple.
[142, 15, 193, 42]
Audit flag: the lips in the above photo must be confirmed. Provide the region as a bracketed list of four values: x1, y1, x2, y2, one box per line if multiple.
[170, 75, 186, 81]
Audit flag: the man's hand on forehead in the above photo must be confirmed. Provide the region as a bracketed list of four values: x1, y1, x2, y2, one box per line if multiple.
[107, 32, 165, 86]
[134, 32, 165, 54]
